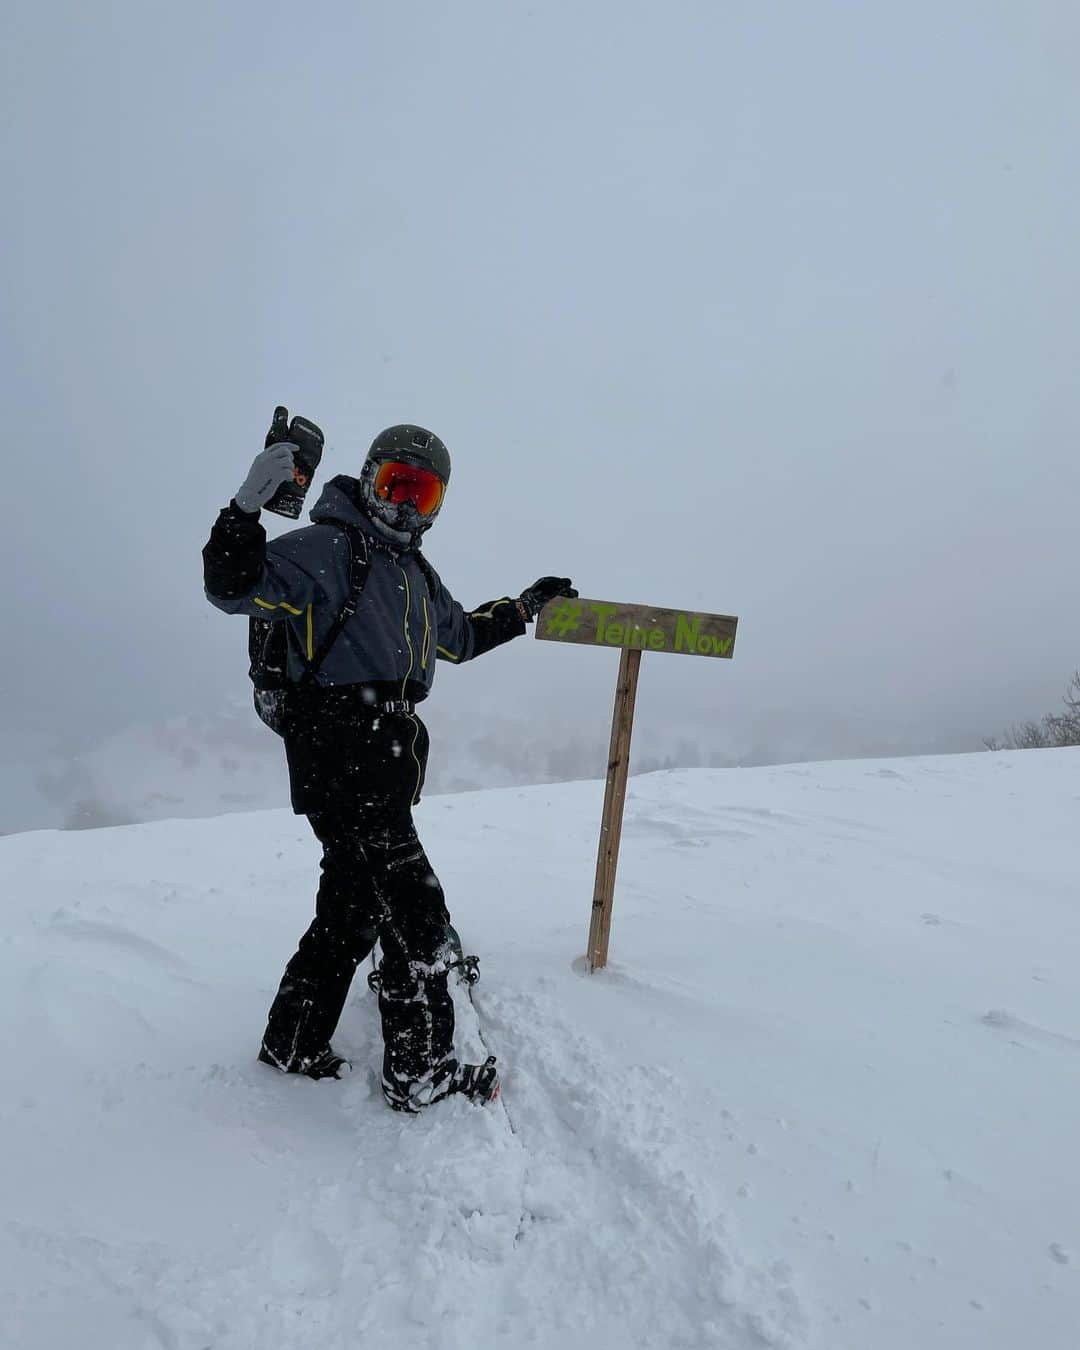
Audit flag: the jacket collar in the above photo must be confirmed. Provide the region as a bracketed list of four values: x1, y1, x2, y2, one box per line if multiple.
[308, 476, 411, 554]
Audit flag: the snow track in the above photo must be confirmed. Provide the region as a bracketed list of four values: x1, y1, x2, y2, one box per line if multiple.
[469, 985, 805, 1349]
[3, 750, 1079, 1347]
[2, 992, 797, 1350]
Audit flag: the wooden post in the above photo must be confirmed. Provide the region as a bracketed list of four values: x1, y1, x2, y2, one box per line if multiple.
[535, 593, 737, 973]
[587, 647, 642, 972]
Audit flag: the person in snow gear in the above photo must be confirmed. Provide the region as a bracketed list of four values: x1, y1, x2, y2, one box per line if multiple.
[202, 418, 575, 1112]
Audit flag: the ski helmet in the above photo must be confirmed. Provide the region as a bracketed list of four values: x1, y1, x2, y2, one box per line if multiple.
[358, 425, 451, 548]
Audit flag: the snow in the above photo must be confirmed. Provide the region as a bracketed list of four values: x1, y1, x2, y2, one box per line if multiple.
[1, 748, 1078, 1348]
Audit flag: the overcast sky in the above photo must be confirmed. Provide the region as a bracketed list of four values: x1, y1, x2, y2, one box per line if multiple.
[3, 1, 1079, 773]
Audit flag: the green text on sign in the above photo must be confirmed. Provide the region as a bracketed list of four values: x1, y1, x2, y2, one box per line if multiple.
[535, 598, 738, 659]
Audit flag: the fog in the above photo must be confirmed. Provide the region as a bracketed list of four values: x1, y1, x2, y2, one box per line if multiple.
[4, 2, 1079, 830]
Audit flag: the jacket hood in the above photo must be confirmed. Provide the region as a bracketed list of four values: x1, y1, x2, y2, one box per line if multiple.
[308, 476, 386, 542]
[310, 473, 435, 553]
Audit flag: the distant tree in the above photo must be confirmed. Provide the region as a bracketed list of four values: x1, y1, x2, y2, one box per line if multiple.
[1008, 719, 1053, 750]
[1044, 670, 1080, 746]
[986, 671, 1080, 750]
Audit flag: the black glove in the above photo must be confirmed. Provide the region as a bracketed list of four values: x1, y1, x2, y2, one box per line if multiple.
[518, 576, 578, 622]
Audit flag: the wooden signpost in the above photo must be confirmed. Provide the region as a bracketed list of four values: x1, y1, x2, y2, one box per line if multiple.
[535, 597, 739, 972]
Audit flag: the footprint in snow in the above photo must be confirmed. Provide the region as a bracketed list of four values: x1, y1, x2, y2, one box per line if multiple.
[46, 916, 187, 971]
[981, 1009, 1080, 1051]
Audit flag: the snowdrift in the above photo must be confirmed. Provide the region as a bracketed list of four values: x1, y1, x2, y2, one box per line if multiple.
[1, 750, 1077, 1349]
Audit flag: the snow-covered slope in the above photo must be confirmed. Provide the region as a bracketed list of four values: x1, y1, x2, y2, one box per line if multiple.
[2, 750, 1078, 1348]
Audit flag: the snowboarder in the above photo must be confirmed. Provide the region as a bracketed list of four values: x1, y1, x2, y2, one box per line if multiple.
[202, 422, 575, 1111]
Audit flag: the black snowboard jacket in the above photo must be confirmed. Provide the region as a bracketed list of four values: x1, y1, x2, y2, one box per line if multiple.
[202, 475, 526, 701]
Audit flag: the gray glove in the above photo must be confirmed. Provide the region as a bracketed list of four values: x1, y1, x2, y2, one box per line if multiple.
[234, 443, 298, 514]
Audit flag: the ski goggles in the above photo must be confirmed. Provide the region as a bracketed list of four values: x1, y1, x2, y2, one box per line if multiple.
[373, 459, 446, 517]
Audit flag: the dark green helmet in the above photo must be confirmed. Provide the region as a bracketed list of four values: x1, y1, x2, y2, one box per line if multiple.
[367, 425, 451, 485]
[358, 424, 451, 548]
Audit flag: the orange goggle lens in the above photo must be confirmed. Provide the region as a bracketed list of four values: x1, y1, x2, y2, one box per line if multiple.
[373, 460, 445, 516]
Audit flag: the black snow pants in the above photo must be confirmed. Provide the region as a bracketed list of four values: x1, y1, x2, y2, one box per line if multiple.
[260, 699, 455, 1093]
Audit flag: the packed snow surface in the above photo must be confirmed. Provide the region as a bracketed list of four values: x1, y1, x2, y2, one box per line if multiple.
[2, 749, 1078, 1348]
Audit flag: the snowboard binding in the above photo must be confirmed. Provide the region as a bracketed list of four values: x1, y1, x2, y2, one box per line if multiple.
[381, 1055, 500, 1113]
[448, 953, 480, 986]
[367, 925, 480, 993]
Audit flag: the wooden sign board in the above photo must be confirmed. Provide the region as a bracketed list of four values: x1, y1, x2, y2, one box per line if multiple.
[535, 598, 737, 660]
[534, 594, 740, 973]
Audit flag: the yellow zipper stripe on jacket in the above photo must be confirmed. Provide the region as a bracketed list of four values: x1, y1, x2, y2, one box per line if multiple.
[398, 564, 424, 803]
[399, 567, 415, 697]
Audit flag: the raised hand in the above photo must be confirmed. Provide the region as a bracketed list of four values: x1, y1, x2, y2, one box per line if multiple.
[234, 443, 298, 514]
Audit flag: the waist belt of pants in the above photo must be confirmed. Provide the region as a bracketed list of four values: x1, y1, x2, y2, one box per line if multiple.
[291, 684, 420, 719]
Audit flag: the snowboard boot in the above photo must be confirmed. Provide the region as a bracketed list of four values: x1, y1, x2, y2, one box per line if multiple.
[382, 1056, 500, 1114]
[450, 1056, 500, 1104]
[258, 1043, 352, 1081]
